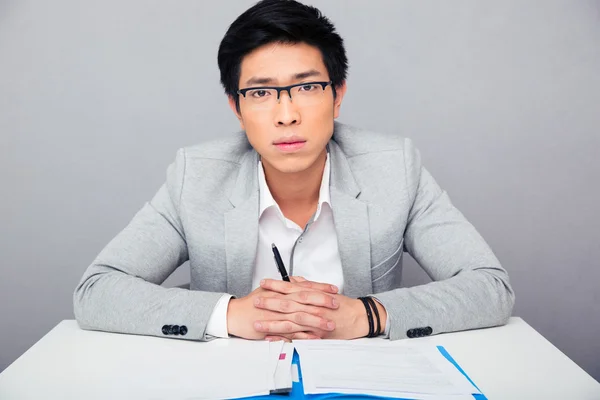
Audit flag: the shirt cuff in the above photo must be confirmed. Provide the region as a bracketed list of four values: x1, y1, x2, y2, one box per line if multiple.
[205, 294, 233, 338]
[383, 312, 390, 338]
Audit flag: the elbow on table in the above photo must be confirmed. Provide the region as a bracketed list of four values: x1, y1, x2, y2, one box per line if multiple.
[487, 270, 516, 327]
[72, 273, 103, 330]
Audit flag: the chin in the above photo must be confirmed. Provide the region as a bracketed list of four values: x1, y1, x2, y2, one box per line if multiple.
[269, 156, 313, 174]
[274, 163, 310, 174]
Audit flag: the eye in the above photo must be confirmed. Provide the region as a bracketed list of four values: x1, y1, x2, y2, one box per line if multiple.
[298, 84, 317, 92]
[250, 89, 271, 98]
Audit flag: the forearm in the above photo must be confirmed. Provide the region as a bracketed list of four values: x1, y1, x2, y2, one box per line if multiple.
[74, 265, 225, 341]
[372, 268, 515, 340]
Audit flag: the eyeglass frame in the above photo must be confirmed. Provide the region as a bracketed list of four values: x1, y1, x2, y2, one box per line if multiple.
[236, 81, 334, 103]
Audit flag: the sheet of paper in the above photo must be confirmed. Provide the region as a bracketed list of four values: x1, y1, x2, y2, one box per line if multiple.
[291, 364, 300, 383]
[273, 342, 294, 391]
[110, 337, 274, 400]
[268, 340, 285, 390]
[268, 340, 283, 368]
[294, 340, 480, 399]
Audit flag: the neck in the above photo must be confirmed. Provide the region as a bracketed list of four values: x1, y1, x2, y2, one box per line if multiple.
[262, 149, 327, 209]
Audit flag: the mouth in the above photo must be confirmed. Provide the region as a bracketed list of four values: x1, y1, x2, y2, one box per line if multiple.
[273, 136, 307, 152]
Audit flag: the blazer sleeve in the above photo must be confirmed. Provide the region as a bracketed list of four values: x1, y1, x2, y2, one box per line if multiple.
[372, 138, 515, 340]
[73, 149, 225, 341]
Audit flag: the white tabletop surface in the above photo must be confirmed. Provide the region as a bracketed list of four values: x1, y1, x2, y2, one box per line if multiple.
[0, 317, 598, 400]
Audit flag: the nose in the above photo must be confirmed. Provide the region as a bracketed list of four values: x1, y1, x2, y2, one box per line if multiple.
[274, 90, 300, 126]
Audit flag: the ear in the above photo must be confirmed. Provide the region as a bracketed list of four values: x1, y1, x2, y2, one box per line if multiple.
[333, 81, 347, 119]
[228, 95, 245, 130]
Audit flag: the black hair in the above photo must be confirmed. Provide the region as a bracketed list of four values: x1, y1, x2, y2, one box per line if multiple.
[217, 0, 348, 109]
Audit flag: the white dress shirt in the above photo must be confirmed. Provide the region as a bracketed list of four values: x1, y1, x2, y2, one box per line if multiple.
[206, 154, 386, 338]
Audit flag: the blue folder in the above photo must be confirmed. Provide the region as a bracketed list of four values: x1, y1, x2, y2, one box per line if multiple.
[238, 346, 487, 400]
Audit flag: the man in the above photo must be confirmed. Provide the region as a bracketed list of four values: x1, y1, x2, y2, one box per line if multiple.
[74, 0, 514, 342]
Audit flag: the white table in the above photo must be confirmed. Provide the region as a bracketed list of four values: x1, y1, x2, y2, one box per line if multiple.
[0, 317, 598, 399]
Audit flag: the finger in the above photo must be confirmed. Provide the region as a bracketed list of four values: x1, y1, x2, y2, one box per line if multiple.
[261, 278, 338, 295]
[264, 336, 291, 343]
[268, 332, 322, 340]
[254, 320, 303, 335]
[260, 279, 295, 294]
[256, 310, 334, 333]
[254, 319, 332, 336]
[287, 291, 339, 309]
[292, 311, 335, 331]
[290, 276, 306, 283]
[294, 279, 339, 294]
[255, 296, 327, 317]
[291, 332, 321, 340]
[265, 332, 321, 341]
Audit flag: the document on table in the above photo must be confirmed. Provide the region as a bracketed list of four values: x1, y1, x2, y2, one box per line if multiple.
[270, 342, 294, 393]
[268, 340, 285, 391]
[133, 338, 276, 400]
[184, 339, 292, 399]
[294, 339, 481, 400]
[76, 336, 293, 400]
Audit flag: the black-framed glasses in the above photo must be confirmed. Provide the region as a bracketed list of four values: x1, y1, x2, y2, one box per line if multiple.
[237, 81, 333, 109]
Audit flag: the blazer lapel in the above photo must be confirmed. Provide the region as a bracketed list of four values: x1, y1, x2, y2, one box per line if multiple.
[329, 141, 373, 298]
[225, 150, 260, 298]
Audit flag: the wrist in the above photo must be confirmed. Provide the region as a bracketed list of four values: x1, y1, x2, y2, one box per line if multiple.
[354, 297, 388, 338]
[226, 298, 240, 337]
[353, 298, 370, 338]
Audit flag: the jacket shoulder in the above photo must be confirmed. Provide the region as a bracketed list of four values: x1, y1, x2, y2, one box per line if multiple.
[332, 122, 412, 158]
[183, 132, 252, 165]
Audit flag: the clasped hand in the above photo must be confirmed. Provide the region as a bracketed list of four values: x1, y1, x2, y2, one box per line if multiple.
[226, 276, 369, 341]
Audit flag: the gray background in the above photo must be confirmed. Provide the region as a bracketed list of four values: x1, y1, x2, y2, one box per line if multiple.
[1, 0, 599, 381]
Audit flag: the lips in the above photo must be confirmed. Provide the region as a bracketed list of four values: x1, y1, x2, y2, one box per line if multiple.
[273, 136, 306, 145]
[273, 136, 307, 152]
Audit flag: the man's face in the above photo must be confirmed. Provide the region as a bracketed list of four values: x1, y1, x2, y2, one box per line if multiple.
[229, 42, 346, 174]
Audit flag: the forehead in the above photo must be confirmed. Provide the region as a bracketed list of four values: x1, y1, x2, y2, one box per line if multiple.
[239, 42, 328, 85]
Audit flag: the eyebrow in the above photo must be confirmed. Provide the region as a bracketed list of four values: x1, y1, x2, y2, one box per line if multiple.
[244, 69, 323, 86]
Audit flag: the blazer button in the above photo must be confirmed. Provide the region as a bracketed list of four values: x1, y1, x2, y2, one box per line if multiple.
[406, 329, 415, 338]
[179, 325, 188, 336]
[424, 326, 433, 335]
[172, 325, 180, 335]
[162, 325, 170, 335]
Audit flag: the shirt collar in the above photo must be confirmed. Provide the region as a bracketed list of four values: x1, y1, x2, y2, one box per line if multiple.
[258, 153, 331, 219]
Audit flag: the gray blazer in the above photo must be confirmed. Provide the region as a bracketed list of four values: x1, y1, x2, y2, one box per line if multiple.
[74, 122, 514, 341]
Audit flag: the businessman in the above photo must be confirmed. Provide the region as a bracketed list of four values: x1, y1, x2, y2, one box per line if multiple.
[74, 0, 514, 342]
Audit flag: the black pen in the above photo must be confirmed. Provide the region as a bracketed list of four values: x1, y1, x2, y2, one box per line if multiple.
[271, 243, 290, 282]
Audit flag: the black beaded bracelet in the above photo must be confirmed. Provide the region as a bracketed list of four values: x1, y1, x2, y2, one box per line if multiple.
[358, 297, 374, 337]
[365, 297, 381, 337]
